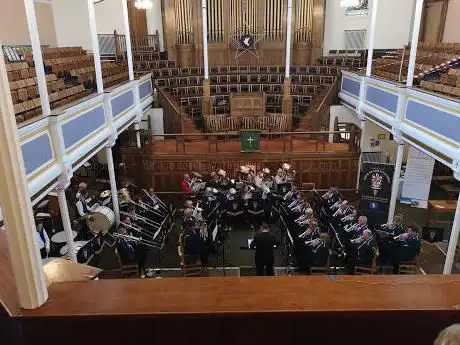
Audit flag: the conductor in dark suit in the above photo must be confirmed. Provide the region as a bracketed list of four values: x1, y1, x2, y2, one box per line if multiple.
[250, 223, 279, 276]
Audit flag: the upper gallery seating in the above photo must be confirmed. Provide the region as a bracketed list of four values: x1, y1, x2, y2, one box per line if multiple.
[138, 60, 339, 133]
[318, 50, 367, 69]
[371, 42, 460, 85]
[420, 68, 460, 99]
[6, 46, 129, 124]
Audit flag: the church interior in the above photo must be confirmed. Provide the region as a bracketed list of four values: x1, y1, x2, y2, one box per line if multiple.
[1, 0, 460, 344]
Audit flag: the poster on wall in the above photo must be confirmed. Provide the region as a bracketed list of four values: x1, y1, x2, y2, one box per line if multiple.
[345, 0, 369, 16]
[400, 146, 435, 209]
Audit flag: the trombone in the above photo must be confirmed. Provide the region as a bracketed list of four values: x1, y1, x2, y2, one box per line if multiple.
[119, 218, 159, 240]
[113, 232, 162, 249]
[120, 210, 161, 228]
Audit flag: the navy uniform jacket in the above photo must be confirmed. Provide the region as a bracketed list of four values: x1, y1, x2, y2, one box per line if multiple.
[399, 235, 421, 261]
[356, 237, 377, 265]
[310, 241, 329, 266]
[388, 224, 404, 237]
[184, 228, 201, 256]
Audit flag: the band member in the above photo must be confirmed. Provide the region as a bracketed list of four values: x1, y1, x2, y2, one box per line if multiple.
[346, 229, 377, 274]
[302, 233, 330, 274]
[142, 188, 157, 208]
[181, 174, 192, 194]
[208, 171, 220, 189]
[333, 200, 351, 218]
[346, 216, 368, 238]
[250, 223, 279, 276]
[75, 182, 96, 218]
[394, 225, 421, 263]
[299, 220, 320, 242]
[183, 211, 201, 266]
[183, 207, 196, 230]
[35, 216, 50, 259]
[274, 168, 286, 185]
[380, 214, 404, 237]
[322, 186, 340, 205]
[254, 171, 264, 189]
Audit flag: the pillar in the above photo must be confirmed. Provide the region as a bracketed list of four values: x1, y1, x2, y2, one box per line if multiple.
[23, 0, 50, 116]
[443, 188, 460, 274]
[0, 50, 48, 309]
[201, 0, 211, 117]
[106, 145, 120, 226]
[356, 119, 366, 190]
[282, 0, 293, 120]
[406, 0, 424, 87]
[56, 188, 77, 263]
[121, 0, 135, 81]
[87, 0, 104, 93]
[388, 142, 405, 223]
[365, 0, 379, 77]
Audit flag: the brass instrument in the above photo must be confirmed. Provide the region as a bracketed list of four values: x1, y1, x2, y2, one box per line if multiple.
[341, 213, 355, 223]
[330, 200, 341, 211]
[345, 223, 358, 233]
[394, 233, 409, 241]
[113, 232, 161, 249]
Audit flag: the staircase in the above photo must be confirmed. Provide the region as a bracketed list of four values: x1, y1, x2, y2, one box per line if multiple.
[295, 86, 333, 131]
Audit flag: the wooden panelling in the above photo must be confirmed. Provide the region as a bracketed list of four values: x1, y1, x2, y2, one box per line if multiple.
[121, 149, 359, 192]
[128, 0, 148, 38]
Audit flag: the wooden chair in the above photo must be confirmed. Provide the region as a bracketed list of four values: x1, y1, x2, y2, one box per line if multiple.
[398, 258, 419, 274]
[310, 250, 332, 275]
[178, 232, 202, 277]
[355, 250, 379, 275]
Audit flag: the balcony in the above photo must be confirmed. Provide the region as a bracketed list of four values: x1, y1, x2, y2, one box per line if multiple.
[339, 70, 460, 170]
[17, 74, 153, 206]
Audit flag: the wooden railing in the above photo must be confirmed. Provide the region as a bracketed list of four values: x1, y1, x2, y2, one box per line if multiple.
[312, 78, 339, 130]
[157, 88, 183, 133]
[97, 30, 160, 57]
[204, 114, 291, 132]
[146, 130, 361, 154]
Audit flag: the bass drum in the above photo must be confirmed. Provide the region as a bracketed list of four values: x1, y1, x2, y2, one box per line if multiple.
[87, 206, 115, 234]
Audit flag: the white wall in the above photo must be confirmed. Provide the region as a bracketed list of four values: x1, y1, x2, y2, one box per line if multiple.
[323, 0, 416, 54]
[51, 0, 92, 50]
[146, 0, 165, 51]
[443, 0, 460, 42]
[0, 0, 57, 46]
[95, 0, 126, 34]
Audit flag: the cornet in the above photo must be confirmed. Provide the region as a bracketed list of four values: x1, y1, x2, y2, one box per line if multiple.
[345, 223, 358, 233]
[394, 233, 409, 241]
[330, 200, 341, 211]
[341, 213, 355, 223]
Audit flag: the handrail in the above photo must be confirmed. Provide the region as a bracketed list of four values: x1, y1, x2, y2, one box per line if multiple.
[151, 130, 360, 137]
[316, 78, 338, 112]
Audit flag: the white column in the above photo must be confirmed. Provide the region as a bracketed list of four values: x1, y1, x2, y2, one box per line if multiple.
[406, 0, 424, 87]
[356, 120, 366, 189]
[106, 145, 120, 226]
[0, 50, 48, 309]
[365, 0, 379, 77]
[284, 0, 293, 79]
[87, 0, 104, 93]
[201, 0, 209, 80]
[121, 0, 135, 81]
[388, 143, 404, 222]
[443, 190, 460, 274]
[23, 0, 51, 116]
[57, 188, 77, 263]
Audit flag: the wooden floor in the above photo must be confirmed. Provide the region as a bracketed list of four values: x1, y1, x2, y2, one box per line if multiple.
[150, 139, 351, 154]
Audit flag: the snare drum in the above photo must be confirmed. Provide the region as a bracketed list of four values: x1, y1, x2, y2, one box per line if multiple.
[87, 206, 115, 234]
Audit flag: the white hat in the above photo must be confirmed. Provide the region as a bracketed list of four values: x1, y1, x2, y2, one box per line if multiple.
[262, 168, 270, 174]
[229, 188, 236, 195]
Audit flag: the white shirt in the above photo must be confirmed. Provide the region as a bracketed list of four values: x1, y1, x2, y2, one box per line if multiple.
[36, 228, 50, 253]
[76, 193, 95, 217]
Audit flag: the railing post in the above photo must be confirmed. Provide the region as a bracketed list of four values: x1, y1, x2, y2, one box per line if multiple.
[114, 30, 120, 60]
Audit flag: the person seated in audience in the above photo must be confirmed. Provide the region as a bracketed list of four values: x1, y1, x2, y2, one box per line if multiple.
[181, 174, 192, 194]
[434, 324, 460, 345]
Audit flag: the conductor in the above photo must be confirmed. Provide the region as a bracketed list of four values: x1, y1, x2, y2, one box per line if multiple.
[250, 223, 279, 276]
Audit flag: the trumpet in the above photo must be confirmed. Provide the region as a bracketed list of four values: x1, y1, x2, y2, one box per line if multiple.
[305, 238, 321, 247]
[394, 233, 409, 241]
[330, 200, 341, 211]
[341, 213, 355, 223]
[345, 223, 358, 233]
[351, 236, 364, 244]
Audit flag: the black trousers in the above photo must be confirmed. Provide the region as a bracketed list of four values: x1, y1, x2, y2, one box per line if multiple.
[256, 262, 274, 276]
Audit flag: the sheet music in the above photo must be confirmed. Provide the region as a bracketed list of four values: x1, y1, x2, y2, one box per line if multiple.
[247, 239, 253, 248]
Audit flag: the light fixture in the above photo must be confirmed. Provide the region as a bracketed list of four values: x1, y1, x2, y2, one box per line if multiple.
[340, 0, 361, 7]
[134, 0, 153, 10]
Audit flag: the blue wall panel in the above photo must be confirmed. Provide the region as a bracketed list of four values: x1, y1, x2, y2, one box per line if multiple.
[342, 77, 360, 97]
[406, 100, 460, 143]
[21, 134, 53, 175]
[111, 90, 134, 118]
[366, 86, 398, 114]
[62, 105, 106, 149]
[139, 80, 153, 100]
